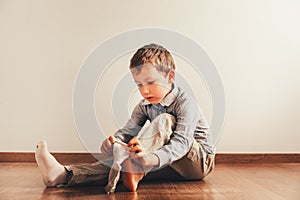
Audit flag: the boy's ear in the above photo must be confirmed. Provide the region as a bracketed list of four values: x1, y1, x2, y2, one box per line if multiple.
[168, 70, 175, 83]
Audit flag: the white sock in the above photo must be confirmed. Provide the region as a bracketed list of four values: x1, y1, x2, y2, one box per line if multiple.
[105, 143, 130, 193]
[35, 140, 67, 187]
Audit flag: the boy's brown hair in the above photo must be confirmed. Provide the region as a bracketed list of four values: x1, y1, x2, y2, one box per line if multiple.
[129, 43, 176, 77]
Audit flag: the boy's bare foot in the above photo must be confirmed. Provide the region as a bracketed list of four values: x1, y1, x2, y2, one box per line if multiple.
[35, 140, 68, 187]
[121, 158, 144, 191]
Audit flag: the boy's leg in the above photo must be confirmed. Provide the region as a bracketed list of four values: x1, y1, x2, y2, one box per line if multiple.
[121, 113, 175, 190]
[135, 113, 214, 180]
[169, 140, 215, 180]
[125, 113, 214, 182]
[137, 113, 176, 153]
[145, 142, 215, 181]
[35, 140, 111, 187]
[65, 160, 111, 186]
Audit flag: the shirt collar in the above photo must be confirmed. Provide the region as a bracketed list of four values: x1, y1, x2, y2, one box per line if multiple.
[142, 83, 178, 106]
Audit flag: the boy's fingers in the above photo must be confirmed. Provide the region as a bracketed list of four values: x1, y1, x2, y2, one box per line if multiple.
[128, 137, 141, 147]
[129, 145, 143, 153]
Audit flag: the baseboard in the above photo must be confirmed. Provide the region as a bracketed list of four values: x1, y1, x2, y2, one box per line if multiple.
[0, 152, 299, 164]
[0, 152, 97, 164]
[215, 153, 300, 164]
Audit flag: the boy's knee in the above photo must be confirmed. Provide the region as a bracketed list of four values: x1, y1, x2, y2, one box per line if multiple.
[152, 113, 176, 130]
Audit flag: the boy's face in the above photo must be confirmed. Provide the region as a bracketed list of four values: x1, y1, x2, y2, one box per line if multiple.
[131, 64, 175, 105]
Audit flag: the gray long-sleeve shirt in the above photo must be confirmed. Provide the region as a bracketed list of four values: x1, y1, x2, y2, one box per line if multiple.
[114, 84, 214, 168]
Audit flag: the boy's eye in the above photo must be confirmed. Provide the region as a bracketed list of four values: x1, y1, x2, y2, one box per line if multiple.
[136, 81, 155, 87]
[147, 81, 155, 85]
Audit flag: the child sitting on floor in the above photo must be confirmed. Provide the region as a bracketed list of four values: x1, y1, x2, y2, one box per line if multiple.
[35, 43, 215, 192]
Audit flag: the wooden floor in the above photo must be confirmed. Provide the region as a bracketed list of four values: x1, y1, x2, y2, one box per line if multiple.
[0, 162, 299, 200]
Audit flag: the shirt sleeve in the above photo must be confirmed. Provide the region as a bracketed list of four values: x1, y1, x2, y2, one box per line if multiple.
[154, 97, 200, 168]
[114, 101, 148, 143]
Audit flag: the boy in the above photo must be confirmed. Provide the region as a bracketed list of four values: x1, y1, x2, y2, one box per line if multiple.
[35, 43, 215, 192]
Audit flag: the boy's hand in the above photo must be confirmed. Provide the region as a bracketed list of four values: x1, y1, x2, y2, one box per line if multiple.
[127, 137, 143, 153]
[100, 137, 113, 156]
[127, 137, 160, 166]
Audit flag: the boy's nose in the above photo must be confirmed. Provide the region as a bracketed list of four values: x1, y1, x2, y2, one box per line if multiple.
[139, 85, 150, 94]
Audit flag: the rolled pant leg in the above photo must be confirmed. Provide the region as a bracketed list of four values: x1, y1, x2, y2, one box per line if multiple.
[64, 155, 112, 186]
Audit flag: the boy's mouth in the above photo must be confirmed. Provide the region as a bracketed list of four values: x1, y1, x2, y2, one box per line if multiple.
[145, 97, 155, 101]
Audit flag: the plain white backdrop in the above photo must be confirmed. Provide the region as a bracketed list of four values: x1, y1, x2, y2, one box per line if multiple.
[0, 0, 299, 153]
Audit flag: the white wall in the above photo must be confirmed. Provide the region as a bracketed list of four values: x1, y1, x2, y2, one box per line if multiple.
[0, 0, 299, 153]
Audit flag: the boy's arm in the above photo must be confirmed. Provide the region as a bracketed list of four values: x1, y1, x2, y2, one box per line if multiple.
[154, 98, 200, 168]
[114, 101, 148, 143]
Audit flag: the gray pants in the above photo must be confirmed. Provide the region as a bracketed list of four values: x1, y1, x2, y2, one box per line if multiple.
[65, 114, 214, 186]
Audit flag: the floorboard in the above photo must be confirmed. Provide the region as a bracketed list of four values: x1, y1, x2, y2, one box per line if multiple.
[0, 163, 299, 200]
